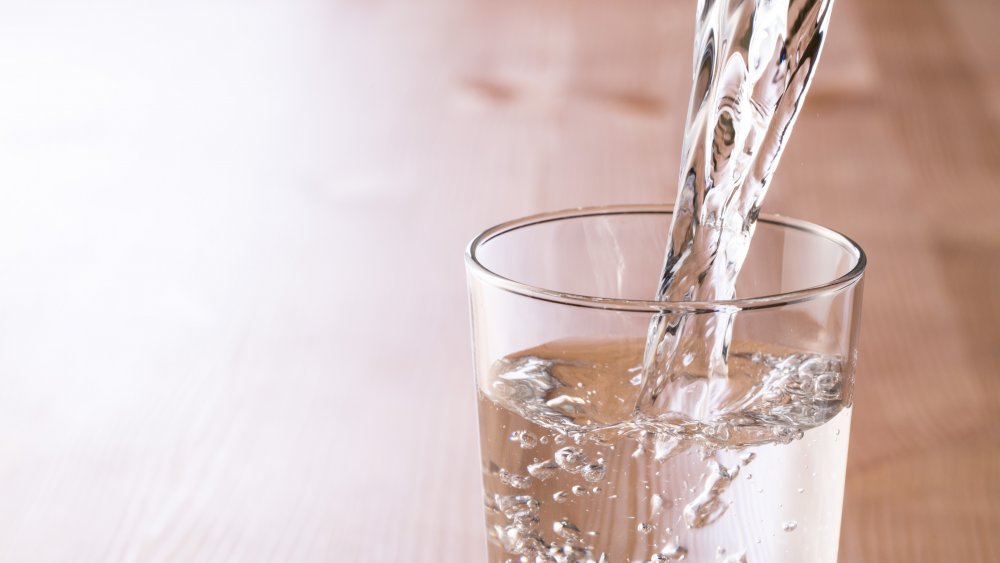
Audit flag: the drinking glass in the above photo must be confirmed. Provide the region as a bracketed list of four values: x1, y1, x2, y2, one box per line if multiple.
[465, 205, 866, 563]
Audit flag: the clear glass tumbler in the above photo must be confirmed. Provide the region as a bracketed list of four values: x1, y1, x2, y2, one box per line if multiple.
[465, 205, 866, 563]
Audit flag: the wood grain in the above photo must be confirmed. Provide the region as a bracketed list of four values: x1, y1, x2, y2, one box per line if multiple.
[0, 0, 996, 561]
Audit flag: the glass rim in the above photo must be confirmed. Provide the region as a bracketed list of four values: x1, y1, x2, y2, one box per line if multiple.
[465, 204, 867, 313]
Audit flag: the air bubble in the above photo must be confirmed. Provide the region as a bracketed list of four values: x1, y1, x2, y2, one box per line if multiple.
[553, 491, 568, 503]
[517, 431, 539, 449]
[495, 495, 539, 520]
[499, 469, 533, 490]
[581, 461, 607, 483]
[656, 543, 688, 561]
[512, 534, 544, 556]
[783, 520, 798, 532]
[637, 522, 653, 534]
[571, 485, 587, 496]
[553, 519, 583, 543]
[527, 460, 559, 481]
[554, 447, 588, 473]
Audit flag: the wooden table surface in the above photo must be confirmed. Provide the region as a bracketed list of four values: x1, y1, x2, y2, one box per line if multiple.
[1, 0, 997, 561]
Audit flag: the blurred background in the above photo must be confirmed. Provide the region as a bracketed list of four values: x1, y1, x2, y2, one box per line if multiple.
[0, 0, 997, 561]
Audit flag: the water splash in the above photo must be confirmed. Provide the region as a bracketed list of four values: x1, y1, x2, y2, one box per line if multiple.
[640, 0, 836, 420]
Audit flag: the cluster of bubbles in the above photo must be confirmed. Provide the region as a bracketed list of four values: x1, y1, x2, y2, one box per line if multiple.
[487, 433, 808, 562]
[487, 491, 600, 563]
[485, 434, 612, 562]
[553, 447, 607, 483]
